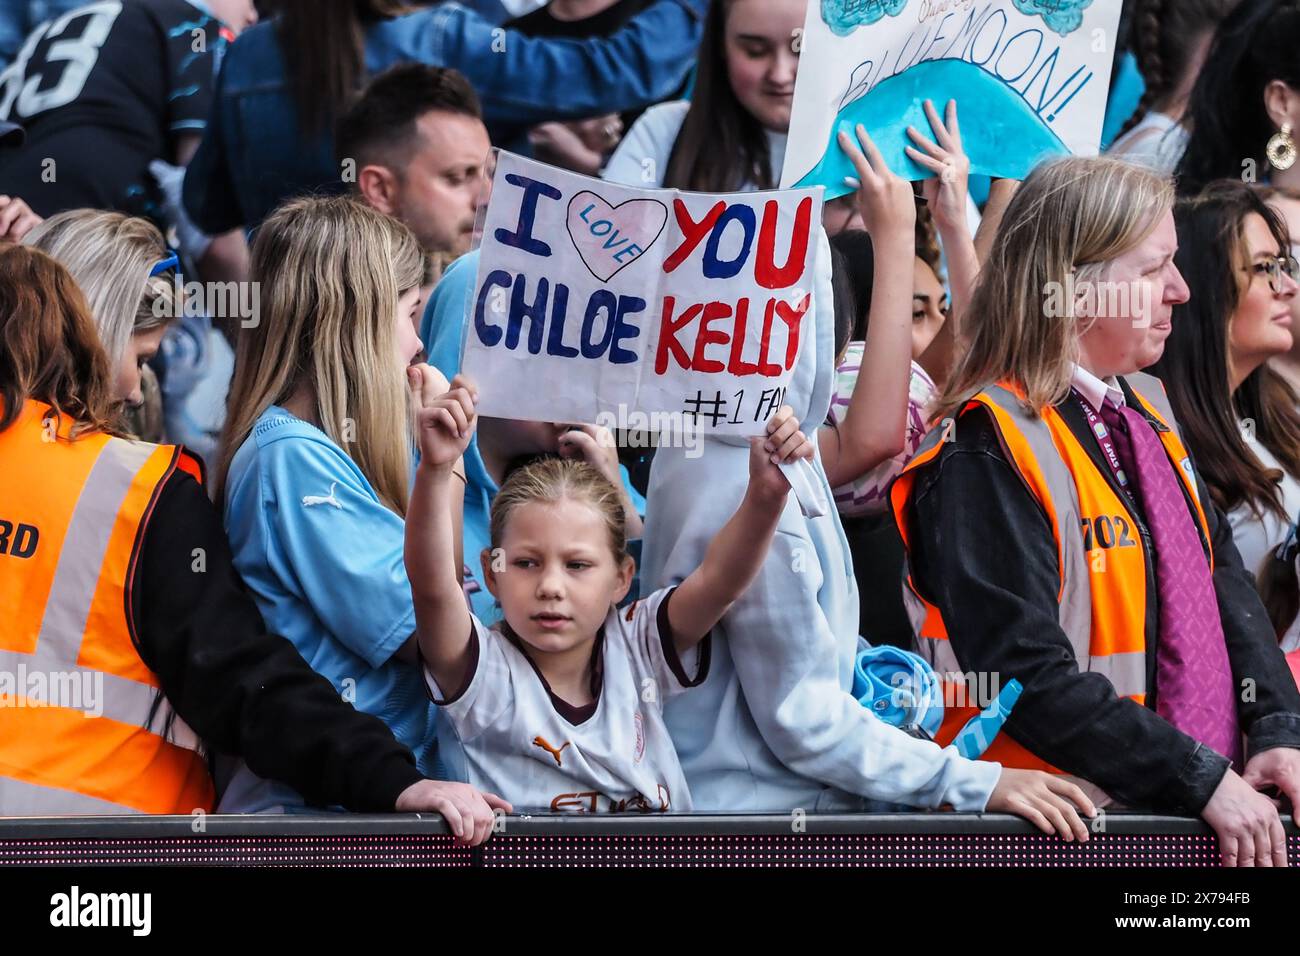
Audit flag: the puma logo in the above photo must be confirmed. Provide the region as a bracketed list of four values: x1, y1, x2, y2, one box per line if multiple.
[532, 735, 570, 767]
[301, 482, 342, 509]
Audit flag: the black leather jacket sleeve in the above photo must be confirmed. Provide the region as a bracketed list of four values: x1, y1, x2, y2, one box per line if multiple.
[130, 469, 426, 812]
[1198, 459, 1300, 758]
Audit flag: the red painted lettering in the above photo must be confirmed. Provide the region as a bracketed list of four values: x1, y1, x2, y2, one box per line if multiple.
[663, 200, 727, 274]
[755, 299, 784, 377]
[654, 296, 700, 374]
[755, 197, 813, 290]
[776, 293, 810, 370]
[727, 298, 758, 376]
[691, 301, 731, 374]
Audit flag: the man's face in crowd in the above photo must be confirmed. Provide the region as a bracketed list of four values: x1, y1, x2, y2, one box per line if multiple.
[391, 111, 492, 257]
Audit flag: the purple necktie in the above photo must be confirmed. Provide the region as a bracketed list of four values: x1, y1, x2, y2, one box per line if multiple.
[1098, 398, 1242, 766]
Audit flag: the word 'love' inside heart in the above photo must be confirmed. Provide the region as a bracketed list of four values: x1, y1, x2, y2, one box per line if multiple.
[565, 192, 668, 283]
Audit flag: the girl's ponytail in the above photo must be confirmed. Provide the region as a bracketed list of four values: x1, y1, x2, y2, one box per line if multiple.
[1116, 0, 1169, 140]
[1117, 0, 1243, 141]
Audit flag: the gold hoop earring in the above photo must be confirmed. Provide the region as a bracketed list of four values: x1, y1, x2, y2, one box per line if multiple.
[1267, 123, 1297, 171]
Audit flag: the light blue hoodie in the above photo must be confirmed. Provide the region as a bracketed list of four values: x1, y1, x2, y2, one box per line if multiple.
[640, 229, 1003, 813]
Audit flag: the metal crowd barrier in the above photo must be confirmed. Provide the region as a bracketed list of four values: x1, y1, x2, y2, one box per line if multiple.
[3, 813, 1295, 867]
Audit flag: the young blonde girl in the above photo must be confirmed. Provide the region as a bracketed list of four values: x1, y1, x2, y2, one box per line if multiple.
[406, 377, 813, 811]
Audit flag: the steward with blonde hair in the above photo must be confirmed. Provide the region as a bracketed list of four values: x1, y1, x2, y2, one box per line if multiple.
[0, 243, 494, 828]
[933, 157, 1175, 423]
[892, 155, 1300, 867]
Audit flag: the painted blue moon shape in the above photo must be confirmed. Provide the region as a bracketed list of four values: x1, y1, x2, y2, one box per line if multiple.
[793, 58, 1071, 201]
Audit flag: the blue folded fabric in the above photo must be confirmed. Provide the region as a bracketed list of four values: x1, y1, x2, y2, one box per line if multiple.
[851, 646, 944, 739]
[952, 679, 1024, 760]
[853, 647, 1024, 759]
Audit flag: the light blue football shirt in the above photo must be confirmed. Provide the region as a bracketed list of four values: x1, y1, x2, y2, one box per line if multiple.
[220, 406, 450, 809]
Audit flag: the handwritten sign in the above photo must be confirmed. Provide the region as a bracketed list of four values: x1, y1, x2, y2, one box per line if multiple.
[782, 0, 1123, 200]
[462, 151, 823, 435]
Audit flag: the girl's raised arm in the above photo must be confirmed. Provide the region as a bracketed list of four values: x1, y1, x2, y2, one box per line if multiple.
[405, 371, 479, 694]
[907, 99, 979, 324]
[818, 124, 917, 488]
[667, 408, 812, 652]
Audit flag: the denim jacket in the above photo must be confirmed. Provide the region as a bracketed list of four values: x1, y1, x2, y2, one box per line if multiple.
[182, 0, 706, 233]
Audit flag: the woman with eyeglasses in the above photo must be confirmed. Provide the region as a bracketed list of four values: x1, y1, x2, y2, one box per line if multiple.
[1258, 186, 1300, 397]
[1147, 181, 1300, 642]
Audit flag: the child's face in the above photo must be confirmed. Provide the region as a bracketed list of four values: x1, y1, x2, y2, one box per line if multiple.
[483, 497, 633, 657]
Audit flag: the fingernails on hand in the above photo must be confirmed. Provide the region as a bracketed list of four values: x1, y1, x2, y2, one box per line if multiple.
[843, 176, 861, 189]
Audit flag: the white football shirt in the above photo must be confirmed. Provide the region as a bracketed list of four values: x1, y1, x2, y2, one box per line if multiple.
[425, 587, 709, 812]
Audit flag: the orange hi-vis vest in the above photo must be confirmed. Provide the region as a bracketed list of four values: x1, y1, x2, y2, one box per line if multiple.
[0, 400, 215, 814]
[889, 372, 1213, 773]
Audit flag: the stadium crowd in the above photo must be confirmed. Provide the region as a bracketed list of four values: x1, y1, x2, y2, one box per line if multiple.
[2, 0, 1300, 866]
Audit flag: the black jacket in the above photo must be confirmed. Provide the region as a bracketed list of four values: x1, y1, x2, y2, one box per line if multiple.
[905, 379, 1300, 815]
[130, 469, 425, 811]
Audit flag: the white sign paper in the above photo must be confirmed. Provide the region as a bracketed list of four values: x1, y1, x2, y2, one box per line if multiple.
[462, 152, 824, 435]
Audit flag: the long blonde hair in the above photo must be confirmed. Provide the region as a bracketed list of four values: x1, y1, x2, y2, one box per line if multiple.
[215, 196, 423, 514]
[23, 210, 175, 369]
[932, 157, 1175, 422]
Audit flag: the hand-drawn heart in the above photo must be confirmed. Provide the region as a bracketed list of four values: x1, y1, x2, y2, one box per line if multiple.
[565, 192, 669, 283]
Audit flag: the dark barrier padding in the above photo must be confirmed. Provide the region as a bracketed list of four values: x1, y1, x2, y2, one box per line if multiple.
[1, 814, 1295, 867]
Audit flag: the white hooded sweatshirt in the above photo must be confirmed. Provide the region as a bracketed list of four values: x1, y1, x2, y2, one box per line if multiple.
[640, 228, 1002, 813]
